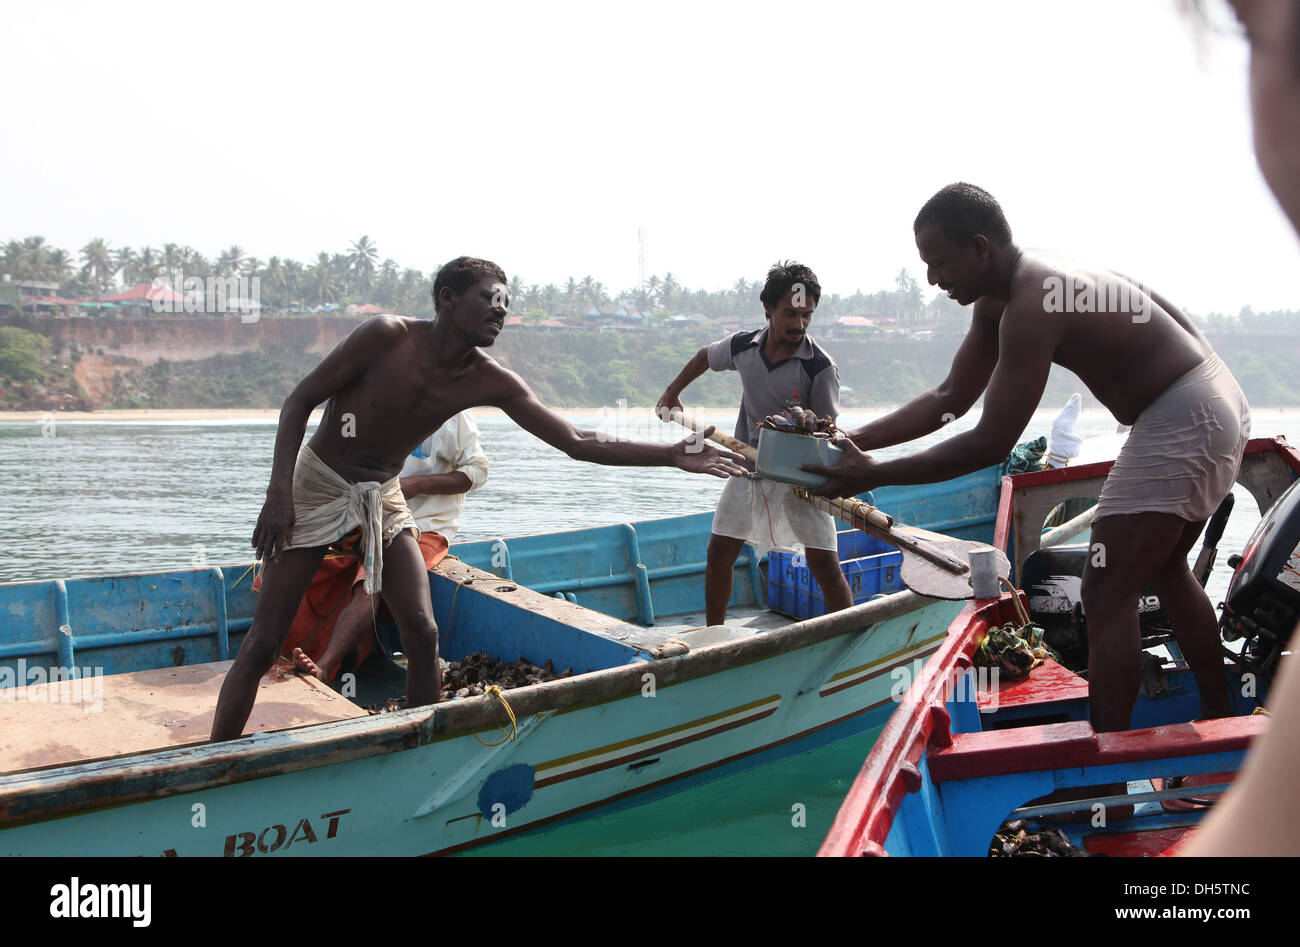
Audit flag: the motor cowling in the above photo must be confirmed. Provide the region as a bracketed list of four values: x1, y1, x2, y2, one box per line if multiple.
[1220, 476, 1300, 683]
[1021, 543, 1169, 672]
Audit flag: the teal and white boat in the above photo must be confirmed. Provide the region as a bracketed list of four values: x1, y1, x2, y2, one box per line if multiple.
[0, 467, 1004, 856]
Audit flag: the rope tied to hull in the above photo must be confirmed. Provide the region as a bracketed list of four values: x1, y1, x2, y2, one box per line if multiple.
[474, 684, 519, 746]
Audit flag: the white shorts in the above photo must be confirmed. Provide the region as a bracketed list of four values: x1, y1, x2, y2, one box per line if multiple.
[711, 475, 839, 559]
[1094, 353, 1251, 523]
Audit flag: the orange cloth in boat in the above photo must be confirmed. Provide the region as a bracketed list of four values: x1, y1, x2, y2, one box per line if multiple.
[253, 529, 450, 681]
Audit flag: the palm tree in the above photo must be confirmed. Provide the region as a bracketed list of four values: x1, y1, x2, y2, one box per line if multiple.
[160, 243, 183, 278]
[47, 248, 74, 285]
[80, 239, 115, 294]
[180, 246, 211, 278]
[348, 236, 378, 298]
[308, 253, 338, 306]
[894, 267, 922, 322]
[283, 259, 306, 309]
[114, 246, 137, 287]
[0, 240, 24, 281]
[216, 246, 246, 277]
[261, 257, 287, 309]
[397, 268, 424, 315]
[507, 275, 525, 309]
[661, 272, 680, 311]
[136, 247, 160, 282]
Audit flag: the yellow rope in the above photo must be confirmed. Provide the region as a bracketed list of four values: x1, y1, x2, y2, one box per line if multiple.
[230, 561, 258, 590]
[446, 573, 474, 638]
[474, 684, 519, 746]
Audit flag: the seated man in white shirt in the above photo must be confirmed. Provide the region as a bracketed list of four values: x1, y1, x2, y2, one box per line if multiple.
[288, 410, 488, 682]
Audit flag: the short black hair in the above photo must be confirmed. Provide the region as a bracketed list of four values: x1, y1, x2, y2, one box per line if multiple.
[913, 183, 1013, 248]
[760, 260, 821, 308]
[432, 256, 507, 311]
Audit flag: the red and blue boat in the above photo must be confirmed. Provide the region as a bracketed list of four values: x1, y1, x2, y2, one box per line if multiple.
[819, 436, 1300, 858]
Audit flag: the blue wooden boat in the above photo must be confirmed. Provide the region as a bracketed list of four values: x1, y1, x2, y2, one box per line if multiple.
[0, 464, 1005, 856]
[818, 437, 1297, 858]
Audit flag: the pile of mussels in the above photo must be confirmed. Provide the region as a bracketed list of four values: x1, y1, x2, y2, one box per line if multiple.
[759, 407, 839, 437]
[988, 819, 1094, 857]
[366, 652, 574, 714]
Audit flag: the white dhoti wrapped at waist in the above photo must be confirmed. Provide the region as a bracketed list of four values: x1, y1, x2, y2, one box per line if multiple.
[284, 444, 417, 595]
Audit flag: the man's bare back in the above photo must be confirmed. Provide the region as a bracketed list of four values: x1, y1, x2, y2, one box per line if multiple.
[971, 252, 1211, 426]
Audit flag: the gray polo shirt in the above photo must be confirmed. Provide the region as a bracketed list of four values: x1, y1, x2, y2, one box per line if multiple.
[707, 326, 840, 448]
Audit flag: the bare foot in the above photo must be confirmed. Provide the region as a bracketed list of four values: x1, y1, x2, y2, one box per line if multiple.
[291, 647, 325, 680]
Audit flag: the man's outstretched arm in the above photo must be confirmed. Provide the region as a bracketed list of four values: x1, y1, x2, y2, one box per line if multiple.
[847, 298, 1002, 451]
[807, 299, 1052, 496]
[494, 370, 748, 478]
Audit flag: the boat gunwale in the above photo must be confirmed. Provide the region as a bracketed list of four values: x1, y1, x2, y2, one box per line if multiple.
[817, 434, 1300, 857]
[0, 580, 943, 827]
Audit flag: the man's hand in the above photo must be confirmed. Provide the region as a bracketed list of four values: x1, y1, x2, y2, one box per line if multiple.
[671, 425, 749, 478]
[801, 436, 881, 497]
[655, 392, 683, 422]
[252, 489, 295, 562]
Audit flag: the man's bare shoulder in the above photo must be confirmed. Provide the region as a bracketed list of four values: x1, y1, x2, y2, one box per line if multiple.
[469, 351, 532, 404]
[353, 312, 412, 343]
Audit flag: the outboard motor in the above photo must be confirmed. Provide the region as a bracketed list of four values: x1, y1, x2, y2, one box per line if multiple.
[1021, 544, 1171, 671]
[1220, 477, 1300, 687]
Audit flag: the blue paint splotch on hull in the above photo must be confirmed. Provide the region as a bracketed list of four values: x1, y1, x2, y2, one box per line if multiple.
[478, 763, 536, 817]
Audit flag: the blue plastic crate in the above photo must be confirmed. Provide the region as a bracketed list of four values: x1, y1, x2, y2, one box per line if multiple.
[766, 531, 904, 620]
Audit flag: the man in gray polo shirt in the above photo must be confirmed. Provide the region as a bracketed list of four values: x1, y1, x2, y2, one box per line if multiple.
[657, 261, 853, 626]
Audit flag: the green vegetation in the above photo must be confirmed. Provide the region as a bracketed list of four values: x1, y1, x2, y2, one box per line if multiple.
[42, 326, 1297, 412]
[113, 346, 326, 409]
[2, 234, 964, 326]
[0, 326, 49, 382]
[4, 231, 1300, 411]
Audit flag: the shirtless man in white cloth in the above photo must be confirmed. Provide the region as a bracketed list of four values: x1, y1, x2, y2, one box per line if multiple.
[804, 184, 1250, 739]
[210, 256, 747, 742]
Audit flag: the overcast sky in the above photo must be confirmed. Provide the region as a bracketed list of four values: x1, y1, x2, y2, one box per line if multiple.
[3, 0, 1294, 314]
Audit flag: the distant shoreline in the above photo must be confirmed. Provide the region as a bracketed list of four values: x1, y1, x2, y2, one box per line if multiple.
[6, 405, 1285, 425]
[0, 406, 742, 423]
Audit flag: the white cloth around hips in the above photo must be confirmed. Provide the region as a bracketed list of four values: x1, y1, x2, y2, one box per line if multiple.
[711, 474, 839, 560]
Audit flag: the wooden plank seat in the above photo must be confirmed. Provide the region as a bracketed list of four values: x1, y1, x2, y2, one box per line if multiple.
[0, 660, 368, 774]
[927, 716, 1266, 856]
[929, 715, 1268, 783]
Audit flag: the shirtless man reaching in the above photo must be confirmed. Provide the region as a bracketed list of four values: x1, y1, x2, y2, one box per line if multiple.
[804, 183, 1251, 737]
[210, 256, 747, 742]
